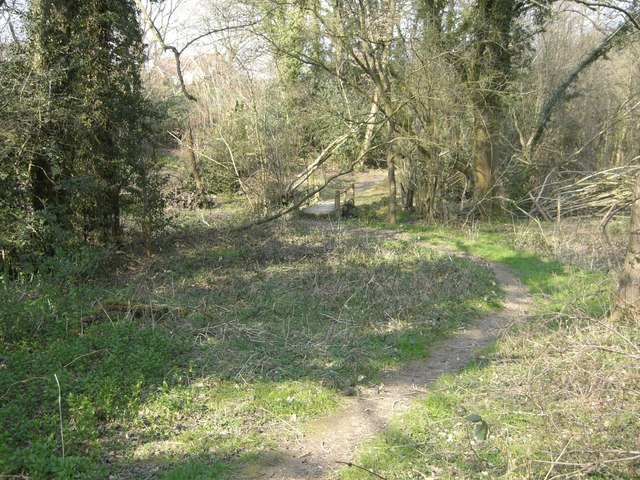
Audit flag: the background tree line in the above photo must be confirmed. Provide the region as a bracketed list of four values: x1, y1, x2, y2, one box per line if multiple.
[1, 0, 639, 283]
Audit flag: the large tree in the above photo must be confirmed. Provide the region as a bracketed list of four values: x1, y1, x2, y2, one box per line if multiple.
[28, 0, 147, 242]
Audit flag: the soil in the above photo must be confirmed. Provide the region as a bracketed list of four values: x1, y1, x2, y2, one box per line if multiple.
[252, 173, 532, 479]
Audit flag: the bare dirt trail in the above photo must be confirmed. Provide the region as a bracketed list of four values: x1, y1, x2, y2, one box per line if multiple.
[255, 172, 532, 479]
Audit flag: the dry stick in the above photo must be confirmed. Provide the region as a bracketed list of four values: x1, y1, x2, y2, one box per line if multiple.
[585, 345, 640, 360]
[469, 442, 495, 479]
[544, 437, 573, 480]
[528, 191, 552, 221]
[594, 319, 640, 353]
[530, 167, 556, 216]
[535, 452, 640, 468]
[0, 377, 48, 401]
[335, 461, 388, 480]
[218, 134, 251, 201]
[63, 349, 111, 368]
[54, 374, 64, 459]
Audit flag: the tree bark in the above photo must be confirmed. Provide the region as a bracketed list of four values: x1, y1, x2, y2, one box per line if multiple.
[358, 90, 380, 168]
[185, 123, 207, 206]
[615, 174, 640, 317]
[387, 148, 398, 224]
[472, 105, 501, 216]
[382, 100, 398, 225]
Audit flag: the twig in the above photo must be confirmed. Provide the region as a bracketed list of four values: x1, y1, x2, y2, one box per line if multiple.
[167, 131, 229, 169]
[594, 320, 640, 353]
[63, 349, 111, 368]
[336, 461, 388, 479]
[54, 374, 64, 459]
[534, 452, 640, 467]
[583, 345, 640, 359]
[0, 377, 48, 401]
[469, 442, 493, 477]
[544, 437, 572, 480]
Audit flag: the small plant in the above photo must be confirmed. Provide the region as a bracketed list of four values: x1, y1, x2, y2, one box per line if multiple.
[465, 413, 489, 442]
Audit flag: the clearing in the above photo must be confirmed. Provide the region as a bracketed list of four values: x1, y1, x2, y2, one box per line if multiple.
[1, 170, 637, 480]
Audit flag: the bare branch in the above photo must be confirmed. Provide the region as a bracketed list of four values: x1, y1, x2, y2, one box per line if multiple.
[570, 0, 640, 30]
[235, 141, 385, 231]
[133, 0, 198, 101]
[179, 21, 260, 54]
[526, 23, 632, 156]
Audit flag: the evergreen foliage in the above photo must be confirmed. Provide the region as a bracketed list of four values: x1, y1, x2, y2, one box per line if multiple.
[1, 0, 159, 274]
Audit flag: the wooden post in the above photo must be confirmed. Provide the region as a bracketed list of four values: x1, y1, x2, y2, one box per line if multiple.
[351, 182, 355, 206]
[334, 190, 341, 218]
[556, 195, 561, 227]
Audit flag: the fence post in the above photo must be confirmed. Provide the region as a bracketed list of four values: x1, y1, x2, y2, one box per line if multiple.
[334, 190, 341, 218]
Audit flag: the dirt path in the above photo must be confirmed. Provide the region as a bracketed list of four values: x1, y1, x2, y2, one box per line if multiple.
[255, 252, 530, 479]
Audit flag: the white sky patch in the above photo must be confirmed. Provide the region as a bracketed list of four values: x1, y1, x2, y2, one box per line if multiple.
[142, 0, 274, 80]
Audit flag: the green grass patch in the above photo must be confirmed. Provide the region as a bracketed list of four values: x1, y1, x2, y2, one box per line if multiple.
[0, 217, 500, 479]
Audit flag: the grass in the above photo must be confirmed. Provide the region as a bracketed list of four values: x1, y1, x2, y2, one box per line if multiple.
[340, 219, 639, 479]
[0, 211, 501, 479]
[3, 179, 635, 480]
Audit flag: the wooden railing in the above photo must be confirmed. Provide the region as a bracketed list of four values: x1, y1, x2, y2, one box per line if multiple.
[334, 183, 355, 217]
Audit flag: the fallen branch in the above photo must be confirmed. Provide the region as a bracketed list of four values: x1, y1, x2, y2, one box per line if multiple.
[283, 130, 356, 200]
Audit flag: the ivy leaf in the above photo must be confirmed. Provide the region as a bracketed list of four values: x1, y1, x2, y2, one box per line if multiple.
[465, 413, 483, 423]
[473, 420, 489, 441]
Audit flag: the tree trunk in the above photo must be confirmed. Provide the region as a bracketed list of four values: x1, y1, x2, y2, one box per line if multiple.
[401, 178, 415, 211]
[359, 90, 380, 168]
[615, 174, 640, 317]
[473, 106, 501, 216]
[383, 102, 398, 224]
[185, 123, 207, 206]
[387, 149, 397, 225]
[30, 154, 55, 212]
[107, 187, 121, 240]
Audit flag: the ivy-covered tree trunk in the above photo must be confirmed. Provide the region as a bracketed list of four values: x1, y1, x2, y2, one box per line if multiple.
[28, 0, 146, 245]
[30, 0, 76, 218]
[467, 0, 517, 217]
[472, 103, 501, 215]
[615, 174, 640, 317]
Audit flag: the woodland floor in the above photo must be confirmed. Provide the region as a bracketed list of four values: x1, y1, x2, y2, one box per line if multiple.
[1, 170, 637, 480]
[255, 247, 530, 479]
[252, 172, 529, 479]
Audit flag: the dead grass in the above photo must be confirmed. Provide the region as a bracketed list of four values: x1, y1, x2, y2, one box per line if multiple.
[503, 217, 628, 271]
[0, 206, 506, 480]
